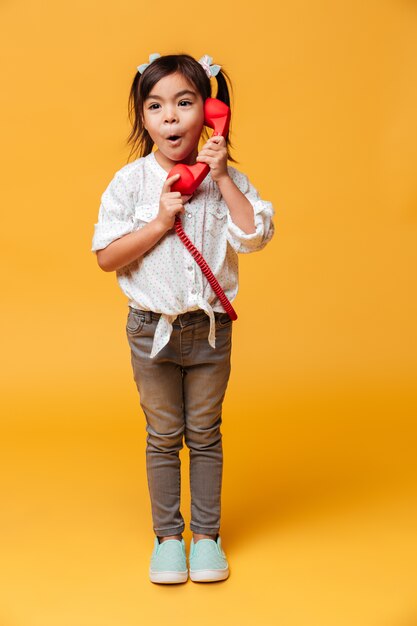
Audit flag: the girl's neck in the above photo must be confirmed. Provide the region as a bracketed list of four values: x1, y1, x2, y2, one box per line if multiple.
[153, 146, 199, 174]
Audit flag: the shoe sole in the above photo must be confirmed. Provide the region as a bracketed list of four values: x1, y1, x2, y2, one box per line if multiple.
[189, 567, 229, 582]
[149, 569, 188, 584]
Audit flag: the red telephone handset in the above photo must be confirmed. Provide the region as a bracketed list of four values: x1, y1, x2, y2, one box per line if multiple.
[166, 97, 237, 321]
[168, 98, 231, 195]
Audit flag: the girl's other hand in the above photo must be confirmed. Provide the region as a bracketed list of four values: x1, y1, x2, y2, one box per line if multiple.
[196, 135, 229, 183]
[156, 173, 193, 232]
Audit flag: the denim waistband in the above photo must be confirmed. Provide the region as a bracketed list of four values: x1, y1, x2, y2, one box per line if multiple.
[128, 306, 227, 326]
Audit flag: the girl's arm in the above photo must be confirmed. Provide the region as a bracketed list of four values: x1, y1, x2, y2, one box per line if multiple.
[195, 135, 257, 235]
[96, 173, 191, 272]
[217, 175, 256, 234]
[96, 219, 166, 272]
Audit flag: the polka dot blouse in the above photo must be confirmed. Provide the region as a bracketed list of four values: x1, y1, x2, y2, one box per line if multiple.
[91, 151, 275, 358]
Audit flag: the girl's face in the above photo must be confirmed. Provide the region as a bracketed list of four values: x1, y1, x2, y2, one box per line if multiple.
[142, 71, 205, 172]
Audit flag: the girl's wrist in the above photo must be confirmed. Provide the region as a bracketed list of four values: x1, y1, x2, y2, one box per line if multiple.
[152, 216, 171, 235]
[216, 174, 233, 189]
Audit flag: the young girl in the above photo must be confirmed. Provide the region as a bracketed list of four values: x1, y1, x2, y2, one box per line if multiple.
[91, 52, 275, 584]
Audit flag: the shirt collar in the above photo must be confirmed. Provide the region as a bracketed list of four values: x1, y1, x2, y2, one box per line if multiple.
[148, 151, 170, 181]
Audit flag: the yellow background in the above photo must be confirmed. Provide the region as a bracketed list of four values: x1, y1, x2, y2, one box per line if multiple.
[1, 0, 417, 624]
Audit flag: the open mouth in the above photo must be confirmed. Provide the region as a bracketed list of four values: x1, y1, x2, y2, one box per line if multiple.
[167, 135, 182, 143]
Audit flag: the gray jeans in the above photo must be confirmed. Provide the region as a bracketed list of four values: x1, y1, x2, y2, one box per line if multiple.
[125, 306, 233, 538]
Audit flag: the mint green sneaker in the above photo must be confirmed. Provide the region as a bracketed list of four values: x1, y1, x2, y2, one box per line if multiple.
[149, 537, 188, 584]
[189, 535, 230, 582]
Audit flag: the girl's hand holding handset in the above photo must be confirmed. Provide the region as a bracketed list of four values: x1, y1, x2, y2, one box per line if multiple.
[156, 173, 193, 233]
[196, 135, 229, 183]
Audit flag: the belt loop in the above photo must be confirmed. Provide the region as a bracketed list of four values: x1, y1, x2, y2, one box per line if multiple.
[144, 310, 152, 323]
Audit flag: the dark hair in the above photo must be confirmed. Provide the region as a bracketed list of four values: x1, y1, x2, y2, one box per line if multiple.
[126, 53, 238, 164]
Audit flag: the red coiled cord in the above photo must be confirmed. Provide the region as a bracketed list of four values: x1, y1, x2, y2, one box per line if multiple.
[174, 214, 238, 321]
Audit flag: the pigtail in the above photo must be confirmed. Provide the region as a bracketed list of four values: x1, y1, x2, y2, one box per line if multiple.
[200, 66, 238, 164]
[126, 72, 152, 163]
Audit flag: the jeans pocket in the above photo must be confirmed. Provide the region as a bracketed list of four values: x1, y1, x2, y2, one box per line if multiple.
[217, 312, 232, 328]
[126, 309, 146, 335]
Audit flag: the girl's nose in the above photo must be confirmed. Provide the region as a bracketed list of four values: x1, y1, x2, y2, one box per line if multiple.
[164, 109, 179, 123]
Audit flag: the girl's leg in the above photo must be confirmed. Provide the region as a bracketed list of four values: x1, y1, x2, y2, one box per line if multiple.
[126, 310, 186, 538]
[181, 315, 233, 537]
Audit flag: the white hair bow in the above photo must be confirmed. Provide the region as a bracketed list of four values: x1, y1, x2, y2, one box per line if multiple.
[198, 54, 221, 78]
[137, 52, 161, 74]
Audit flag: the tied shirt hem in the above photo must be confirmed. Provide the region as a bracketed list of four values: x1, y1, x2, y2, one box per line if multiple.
[149, 296, 217, 359]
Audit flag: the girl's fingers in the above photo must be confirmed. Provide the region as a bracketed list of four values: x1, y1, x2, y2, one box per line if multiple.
[167, 196, 190, 206]
[201, 144, 220, 152]
[198, 148, 224, 159]
[196, 155, 214, 165]
[205, 136, 224, 147]
[162, 173, 181, 193]
[168, 202, 181, 208]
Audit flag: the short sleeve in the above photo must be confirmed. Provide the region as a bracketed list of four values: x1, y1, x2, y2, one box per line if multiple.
[91, 172, 135, 253]
[225, 167, 275, 254]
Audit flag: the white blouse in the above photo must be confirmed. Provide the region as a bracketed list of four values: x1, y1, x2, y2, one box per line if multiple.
[91, 151, 275, 358]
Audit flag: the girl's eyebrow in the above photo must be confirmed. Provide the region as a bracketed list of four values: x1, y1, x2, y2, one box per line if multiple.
[145, 89, 196, 101]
